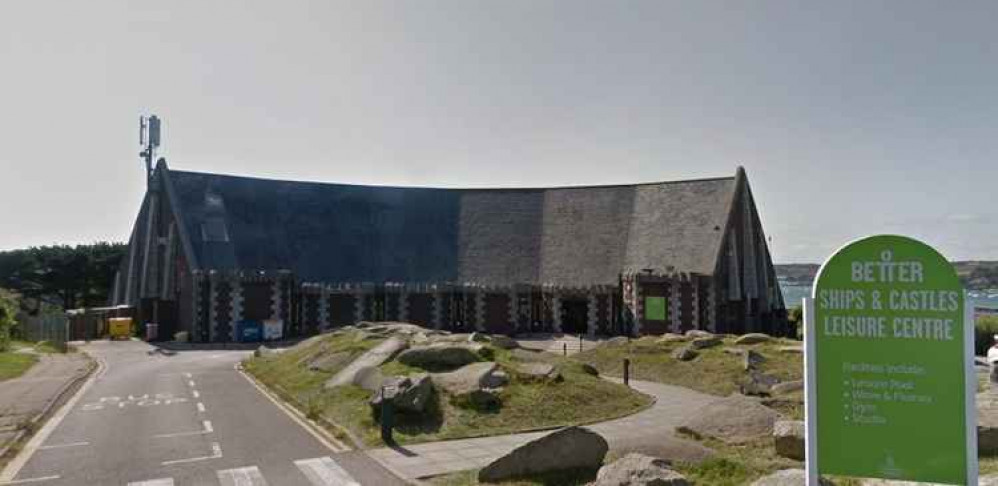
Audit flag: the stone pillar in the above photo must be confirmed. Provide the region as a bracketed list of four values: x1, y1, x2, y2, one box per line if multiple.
[209, 274, 218, 342]
[475, 289, 486, 332]
[270, 279, 282, 321]
[691, 280, 700, 331]
[399, 289, 409, 322]
[229, 278, 243, 342]
[669, 280, 681, 333]
[586, 292, 598, 337]
[707, 284, 718, 333]
[633, 281, 643, 336]
[507, 289, 517, 332]
[318, 288, 330, 331]
[353, 290, 364, 324]
[552, 292, 563, 333]
[432, 291, 443, 330]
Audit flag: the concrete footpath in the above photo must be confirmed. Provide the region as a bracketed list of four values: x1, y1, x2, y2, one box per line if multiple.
[367, 378, 719, 480]
[0, 350, 92, 459]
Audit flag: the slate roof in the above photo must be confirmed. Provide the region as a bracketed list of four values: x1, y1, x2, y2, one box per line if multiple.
[165, 166, 738, 286]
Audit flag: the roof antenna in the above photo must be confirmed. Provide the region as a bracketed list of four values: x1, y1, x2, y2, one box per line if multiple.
[139, 115, 162, 187]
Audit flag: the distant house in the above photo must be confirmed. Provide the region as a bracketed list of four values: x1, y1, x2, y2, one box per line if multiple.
[112, 160, 786, 342]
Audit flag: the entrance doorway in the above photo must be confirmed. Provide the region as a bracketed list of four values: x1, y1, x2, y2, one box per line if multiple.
[561, 298, 588, 334]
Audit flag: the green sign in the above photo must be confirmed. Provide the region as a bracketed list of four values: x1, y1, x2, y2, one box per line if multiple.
[807, 235, 975, 484]
[645, 296, 667, 321]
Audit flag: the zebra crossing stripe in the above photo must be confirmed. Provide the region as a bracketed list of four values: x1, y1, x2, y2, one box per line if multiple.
[294, 456, 360, 486]
[126, 479, 174, 486]
[216, 466, 268, 486]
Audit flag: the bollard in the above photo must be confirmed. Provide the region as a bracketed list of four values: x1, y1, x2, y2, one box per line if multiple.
[380, 386, 395, 445]
[579, 334, 584, 352]
[563, 342, 567, 356]
[623, 358, 630, 387]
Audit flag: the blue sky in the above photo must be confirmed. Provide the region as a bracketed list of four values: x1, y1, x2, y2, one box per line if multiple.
[1, 1, 996, 263]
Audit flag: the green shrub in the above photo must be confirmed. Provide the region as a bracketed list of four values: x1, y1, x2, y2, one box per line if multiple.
[976, 315, 998, 356]
[0, 290, 18, 352]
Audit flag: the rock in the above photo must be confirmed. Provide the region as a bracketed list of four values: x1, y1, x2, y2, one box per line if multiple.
[370, 374, 434, 413]
[594, 453, 689, 486]
[978, 391, 998, 453]
[741, 371, 781, 396]
[743, 350, 766, 371]
[777, 345, 803, 354]
[771, 380, 803, 395]
[690, 336, 722, 350]
[516, 362, 560, 381]
[306, 351, 354, 373]
[489, 334, 519, 350]
[468, 332, 491, 343]
[511, 348, 549, 362]
[432, 362, 506, 395]
[360, 322, 429, 336]
[324, 337, 407, 389]
[773, 420, 805, 460]
[684, 330, 714, 339]
[677, 394, 779, 444]
[608, 435, 715, 466]
[605, 336, 631, 346]
[352, 366, 386, 392]
[734, 333, 771, 345]
[750, 469, 832, 486]
[478, 426, 608, 482]
[580, 363, 600, 376]
[657, 333, 687, 343]
[396, 342, 486, 369]
[981, 475, 998, 486]
[672, 346, 698, 361]
[254, 345, 277, 358]
[460, 389, 502, 410]
[723, 347, 746, 355]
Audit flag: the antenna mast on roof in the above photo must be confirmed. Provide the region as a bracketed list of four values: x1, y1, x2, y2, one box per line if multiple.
[139, 115, 162, 186]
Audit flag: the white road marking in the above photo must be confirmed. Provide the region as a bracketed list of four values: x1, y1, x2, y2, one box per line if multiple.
[0, 475, 61, 484]
[0, 355, 104, 483]
[217, 466, 268, 486]
[183, 372, 192, 378]
[38, 441, 89, 450]
[294, 456, 360, 486]
[126, 478, 174, 486]
[187, 380, 195, 387]
[153, 420, 212, 438]
[236, 364, 349, 452]
[197, 402, 206, 413]
[161, 442, 222, 466]
[192, 390, 200, 398]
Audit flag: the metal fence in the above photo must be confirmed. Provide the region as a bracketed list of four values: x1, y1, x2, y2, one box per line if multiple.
[17, 314, 69, 352]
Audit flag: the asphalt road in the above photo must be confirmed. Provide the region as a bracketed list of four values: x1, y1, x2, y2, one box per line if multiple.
[1, 340, 405, 486]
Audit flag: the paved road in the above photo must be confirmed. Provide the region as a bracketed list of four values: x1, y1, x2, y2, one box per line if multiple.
[1, 340, 404, 486]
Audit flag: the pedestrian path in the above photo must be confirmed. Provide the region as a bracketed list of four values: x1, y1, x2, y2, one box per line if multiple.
[367, 378, 718, 480]
[120, 455, 359, 486]
[0, 352, 91, 456]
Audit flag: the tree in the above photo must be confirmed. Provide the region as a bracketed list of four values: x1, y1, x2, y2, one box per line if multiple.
[0, 242, 127, 311]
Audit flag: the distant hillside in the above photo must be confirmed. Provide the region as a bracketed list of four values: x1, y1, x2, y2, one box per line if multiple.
[776, 261, 998, 290]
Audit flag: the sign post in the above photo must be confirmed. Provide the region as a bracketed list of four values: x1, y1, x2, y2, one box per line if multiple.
[805, 235, 976, 484]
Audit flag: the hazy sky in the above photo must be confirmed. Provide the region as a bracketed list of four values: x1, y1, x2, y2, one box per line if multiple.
[2, 1, 996, 263]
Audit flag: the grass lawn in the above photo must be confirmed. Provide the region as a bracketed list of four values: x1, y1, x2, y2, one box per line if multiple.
[245, 330, 652, 448]
[571, 335, 803, 397]
[0, 351, 38, 381]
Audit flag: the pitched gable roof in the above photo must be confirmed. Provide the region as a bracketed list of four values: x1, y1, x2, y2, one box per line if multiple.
[165, 166, 737, 285]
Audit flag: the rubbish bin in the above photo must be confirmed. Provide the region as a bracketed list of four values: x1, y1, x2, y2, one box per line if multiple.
[237, 320, 262, 342]
[145, 323, 159, 341]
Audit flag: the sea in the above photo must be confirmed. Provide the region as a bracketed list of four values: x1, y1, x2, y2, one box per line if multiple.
[779, 281, 998, 311]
